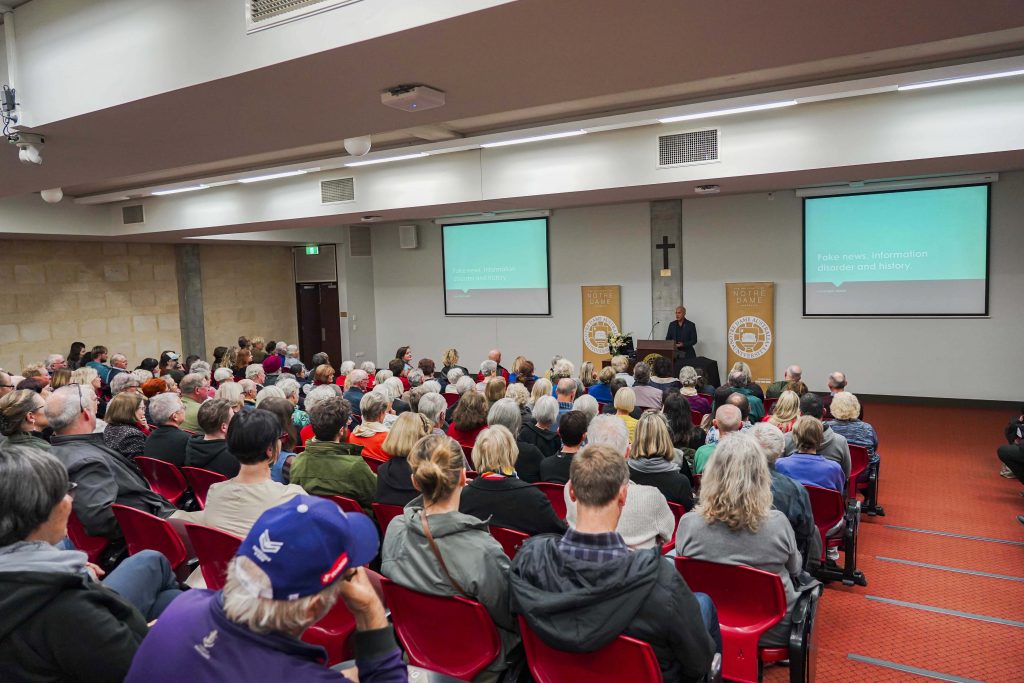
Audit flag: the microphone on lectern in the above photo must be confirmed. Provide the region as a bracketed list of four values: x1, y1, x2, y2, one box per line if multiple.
[648, 321, 660, 340]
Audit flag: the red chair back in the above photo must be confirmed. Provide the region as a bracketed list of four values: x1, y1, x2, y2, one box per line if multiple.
[690, 409, 703, 427]
[185, 523, 241, 590]
[111, 504, 187, 570]
[673, 557, 785, 683]
[319, 494, 363, 514]
[443, 393, 460, 407]
[66, 509, 109, 564]
[381, 577, 501, 680]
[692, 473, 702, 494]
[181, 466, 228, 509]
[805, 485, 846, 555]
[518, 615, 663, 683]
[302, 599, 357, 666]
[135, 456, 188, 505]
[371, 502, 405, 536]
[461, 444, 475, 470]
[763, 397, 778, 415]
[847, 444, 868, 496]
[533, 482, 567, 519]
[465, 470, 479, 479]
[490, 526, 529, 559]
[661, 502, 686, 555]
[362, 454, 383, 473]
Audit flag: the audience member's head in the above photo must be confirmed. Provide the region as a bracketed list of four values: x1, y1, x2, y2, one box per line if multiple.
[572, 394, 599, 424]
[785, 380, 809, 396]
[632, 361, 651, 385]
[0, 446, 71, 547]
[408, 435, 466, 505]
[532, 395, 559, 429]
[138, 357, 159, 373]
[699, 432, 772, 531]
[554, 378, 575, 402]
[359, 391, 389, 424]
[238, 378, 258, 400]
[569, 443, 629, 509]
[213, 367, 234, 384]
[578, 361, 596, 387]
[180, 372, 209, 402]
[557, 410, 589, 449]
[828, 371, 848, 392]
[344, 369, 367, 391]
[770, 390, 800, 423]
[382, 412, 430, 458]
[303, 384, 341, 416]
[652, 356, 674, 380]
[311, 352, 330, 369]
[227, 409, 281, 466]
[714, 404, 743, 435]
[505, 382, 530, 409]
[189, 360, 211, 379]
[417, 392, 447, 430]
[104, 392, 145, 427]
[309, 396, 352, 442]
[417, 358, 436, 377]
[586, 414, 629, 457]
[472, 424, 518, 475]
[632, 411, 674, 461]
[488, 349, 502, 365]
[22, 363, 50, 384]
[442, 348, 460, 369]
[141, 377, 169, 399]
[407, 369, 424, 388]
[749, 422, 786, 466]
[16, 378, 50, 396]
[197, 398, 234, 439]
[49, 369, 73, 390]
[730, 362, 753, 385]
[830, 391, 861, 421]
[274, 377, 300, 405]
[256, 397, 299, 451]
[725, 392, 750, 422]
[45, 354, 66, 373]
[798, 392, 825, 420]
[45, 384, 97, 435]
[610, 355, 629, 374]
[487, 397, 523, 435]
[90, 345, 109, 364]
[530, 378, 552, 405]
[109, 372, 141, 396]
[247, 363, 268, 385]
[0, 371, 14, 398]
[455, 376, 476, 395]
[613, 386, 636, 414]
[149, 392, 185, 428]
[479, 360, 498, 378]
[452, 391, 488, 432]
[597, 366, 615, 386]
[727, 370, 747, 389]
[255, 386, 285, 406]
[678, 365, 700, 391]
[0, 389, 48, 437]
[784, 365, 802, 382]
[484, 377, 507, 405]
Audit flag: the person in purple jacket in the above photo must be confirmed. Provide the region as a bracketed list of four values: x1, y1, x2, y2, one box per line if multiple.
[126, 496, 407, 683]
[774, 416, 846, 493]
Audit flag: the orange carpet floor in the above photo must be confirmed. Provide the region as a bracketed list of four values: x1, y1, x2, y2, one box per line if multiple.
[765, 400, 1024, 682]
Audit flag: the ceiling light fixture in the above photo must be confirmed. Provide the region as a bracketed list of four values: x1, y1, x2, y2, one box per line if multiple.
[238, 169, 309, 183]
[152, 184, 209, 196]
[481, 130, 587, 148]
[897, 68, 1024, 91]
[658, 100, 797, 124]
[344, 152, 428, 167]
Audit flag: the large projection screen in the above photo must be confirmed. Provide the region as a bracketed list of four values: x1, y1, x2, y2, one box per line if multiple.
[442, 217, 551, 316]
[803, 184, 989, 316]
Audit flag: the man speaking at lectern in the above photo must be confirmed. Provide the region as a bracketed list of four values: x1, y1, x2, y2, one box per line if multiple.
[666, 306, 698, 362]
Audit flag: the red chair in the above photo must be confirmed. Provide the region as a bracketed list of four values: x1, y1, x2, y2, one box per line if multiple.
[302, 599, 358, 666]
[533, 482, 567, 519]
[67, 509, 110, 565]
[362, 454, 383, 473]
[181, 466, 227, 510]
[490, 526, 529, 560]
[661, 502, 686, 555]
[461, 444, 475, 470]
[465, 470, 479, 479]
[111, 504, 189, 579]
[690, 409, 703, 427]
[847, 444, 867, 500]
[805, 485, 866, 587]
[443, 393, 460, 408]
[371, 502, 405, 536]
[185, 523, 242, 590]
[518, 615, 667, 683]
[763, 397, 778, 415]
[381, 577, 501, 681]
[318, 494, 364, 514]
[135, 456, 188, 505]
[692, 473, 702, 495]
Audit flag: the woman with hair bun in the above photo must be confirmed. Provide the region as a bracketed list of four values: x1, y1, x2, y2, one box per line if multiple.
[0, 389, 50, 450]
[381, 434, 519, 682]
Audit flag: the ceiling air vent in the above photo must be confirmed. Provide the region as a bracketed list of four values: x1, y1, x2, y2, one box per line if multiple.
[321, 177, 355, 204]
[658, 129, 719, 168]
[121, 204, 145, 225]
[348, 225, 372, 257]
[246, 0, 364, 34]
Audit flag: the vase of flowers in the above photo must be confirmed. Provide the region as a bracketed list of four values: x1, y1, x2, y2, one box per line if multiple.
[607, 332, 633, 356]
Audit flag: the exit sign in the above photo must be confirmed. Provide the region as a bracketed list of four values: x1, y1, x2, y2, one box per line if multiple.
[305, 245, 319, 255]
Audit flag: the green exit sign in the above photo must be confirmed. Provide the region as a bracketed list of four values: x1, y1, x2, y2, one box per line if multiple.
[305, 245, 319, 255]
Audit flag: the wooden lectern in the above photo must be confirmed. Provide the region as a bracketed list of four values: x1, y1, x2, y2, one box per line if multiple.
[634, 340, 676, 368]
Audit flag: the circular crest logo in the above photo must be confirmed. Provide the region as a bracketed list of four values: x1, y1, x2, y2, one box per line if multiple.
[642, 353, 663, 366]
[728, 316, 772, 359]
[583, 316, 618, 355]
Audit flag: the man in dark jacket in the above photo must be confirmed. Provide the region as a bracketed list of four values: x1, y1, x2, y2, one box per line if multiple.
[0, 445, 181, 682]
[144, 393, 192, 467]
[510, 443, 718, 683]
[184, 398, 241, 478]
[46, 385, 177, 541]
[666, 305, 698, 364]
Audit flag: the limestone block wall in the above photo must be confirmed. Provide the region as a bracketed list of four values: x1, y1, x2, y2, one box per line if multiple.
[0, 240, 181, 373]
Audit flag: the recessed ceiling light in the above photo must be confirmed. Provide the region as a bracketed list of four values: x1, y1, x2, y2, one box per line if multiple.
[897, 68, 1024, 91]
[658, 100, 797, 124]
[344, 153, 429, 167]
[152, 185, 209, 196]
[481, 130, 587, 148]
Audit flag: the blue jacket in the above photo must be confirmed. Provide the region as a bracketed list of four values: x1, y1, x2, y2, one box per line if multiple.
[588, 382, 613, 404]
[775, 453, 845, 493]
[126, 590, 406, 683]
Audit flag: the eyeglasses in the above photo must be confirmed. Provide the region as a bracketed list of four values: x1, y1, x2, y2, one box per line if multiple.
[64, 383, 90, 415]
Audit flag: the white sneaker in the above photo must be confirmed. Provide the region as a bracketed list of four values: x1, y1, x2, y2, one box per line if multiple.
[827, 548, 840, 562]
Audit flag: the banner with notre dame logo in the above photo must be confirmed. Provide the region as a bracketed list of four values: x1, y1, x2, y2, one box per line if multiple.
[725, 282, 775, 388]
[581, 286, 621, 367]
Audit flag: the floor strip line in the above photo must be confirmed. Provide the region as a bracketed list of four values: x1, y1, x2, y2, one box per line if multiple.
[885, 525, 1024, 546]
[847, 654, 986, 683]
[865, 595, 1024, 628]
[875, 556, 1024, 582]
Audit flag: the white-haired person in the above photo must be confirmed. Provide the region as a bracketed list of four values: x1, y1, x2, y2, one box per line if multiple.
[417, 391, 449, 437]
[274, 376, 309, 430]
[679, 366, 711, 415]
[297, 384, 343, 445]
[488, 398, 544, 482]
[571, 393, 599, 425]
[675, 432, 802, 648]
[126, 496, 403, 683]
[348, 391, 391, 461]
[144, 392, 190, 467]
[505, 382, 534, 426]
[213, 366, 234, 387]
[519, 395, 561, 458]
[284, 344, 301, 369]
[343, 368, 369, 417]
[825, 391, 879, 481]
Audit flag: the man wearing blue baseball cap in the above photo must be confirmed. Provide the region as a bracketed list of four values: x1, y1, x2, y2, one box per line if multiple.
[126, 496, 406, 682]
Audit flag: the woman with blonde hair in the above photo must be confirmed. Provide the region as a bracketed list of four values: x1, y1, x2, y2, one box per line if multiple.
[313, 364, 336, 386]
[578, 361, 597, 389]
[216, 382, 246, 413]
[629, 411, 693, 509]
[49, 369, 73, 391]
[375, 412, 432, 505]
[0, 389, 50, 450]
[529, 377, 552, 406]
[440, 348, 469, 377]
[382, 434, 519, 681]
[483, 376, 507, 408]
[675, 432, 801, 647]
[825, 392, 879, 478]
[764, 390, 800, 432]
[613, 386, 639, 442]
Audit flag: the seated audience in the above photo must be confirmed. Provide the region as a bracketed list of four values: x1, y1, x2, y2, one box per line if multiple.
[764, 389, 800, 432]
[998, 407, 1024, 492]
[727, 370, 764, 421]
[588, 366, 615, 404]
[821, 370, 849, 417]
[348, 392, 391, 460]
[0, 389, 50, 450]
[483, 376, 507, 409]
[144, 393, 190, 467]
[216, 381, 245, 412]
[511, 443, 718, 683]
[289, 396, 376, 513]
[238, 378, 258, 410]
[649, 356, 682, 392]
[342, 369, 369, 416]
[578, 361, 597, 391]
[679, 366, 712, 415]
[632, 362, 664, 410]
[274, 376, 309, 429]
[447, 390, 489, 452]
[783, 393, 851, 479]
[202, 409, 306, 537]
[554, 378, 576, 424]
[520, 395, 561, 457]
[0, 446, 182, 682]
[109, 371, 142, 397]
[826, 392, 879, 472]
[571, 393, 599, 425]
[675, 432, 801, 648]
[541, 410, 587, 485]
[488, 398, 544, 482]
[184, 399, 241, 479]
[417, 391, 449, 437]
[629, 412, 694, 510]
[564, 416, 675, 549]
[766, 365, 802, 399]
[102, 392, 150, 460]
[776, 416, 846, 492]
[729, 361, 765, 400]
[610, 354, 634, 386]
[613, 386, 640, 442]
[297, 384, 341, 444]
[127, 496, 403, 683]
[749, 423, 822, 570]
[663, 392, 706, 455]
[256, 397, 301, 483]
[377, 412, 431, 506]
[460, 425, 567, 535]
[694, 405, 743, 474]
[179, 372, 211, 433]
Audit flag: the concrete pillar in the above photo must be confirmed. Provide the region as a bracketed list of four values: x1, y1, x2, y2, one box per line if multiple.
[175, 245, 206, 360]
[650, 199, 684, 339]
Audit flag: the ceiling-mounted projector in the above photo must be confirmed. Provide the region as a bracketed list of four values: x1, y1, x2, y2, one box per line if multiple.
[381, 84, 446, 112]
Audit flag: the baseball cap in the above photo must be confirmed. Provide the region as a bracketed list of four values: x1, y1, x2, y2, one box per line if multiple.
[166, 352, 180, 361]
[237, 495, 379, 600]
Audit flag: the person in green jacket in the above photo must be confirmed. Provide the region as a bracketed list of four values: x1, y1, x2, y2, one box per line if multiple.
[765, 365, 802, 400]
[289, 395, 376, 513]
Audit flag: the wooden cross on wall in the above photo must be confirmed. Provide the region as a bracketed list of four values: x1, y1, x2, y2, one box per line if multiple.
[656, 234, 676, 271]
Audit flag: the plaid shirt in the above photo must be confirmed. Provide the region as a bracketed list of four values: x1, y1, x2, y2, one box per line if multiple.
[557, 528, 629, 563]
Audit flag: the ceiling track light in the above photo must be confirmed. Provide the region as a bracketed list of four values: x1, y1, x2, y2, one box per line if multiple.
[897, 68, 1024, 91]
[480, 130, 587, 148]
[658, 100, 798, 124]
[152, 184, 209, 196]
[344, 152, 428, 167]
[238, 169, 309, 183]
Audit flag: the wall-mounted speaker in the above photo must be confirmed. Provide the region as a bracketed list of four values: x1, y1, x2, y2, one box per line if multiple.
[399, 224, 418, 249]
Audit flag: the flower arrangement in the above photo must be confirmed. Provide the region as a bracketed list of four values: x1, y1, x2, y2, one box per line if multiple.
[607, 332, 633, 356]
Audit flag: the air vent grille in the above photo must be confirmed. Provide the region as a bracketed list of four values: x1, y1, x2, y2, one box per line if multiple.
[121, 204, 145, 225]
[321, 177, 355, 204]
[349, 225, 372, 257]
[658, 129, 719, 167]
[247, 0, 363, 33]
[293, 245, 337, 283]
